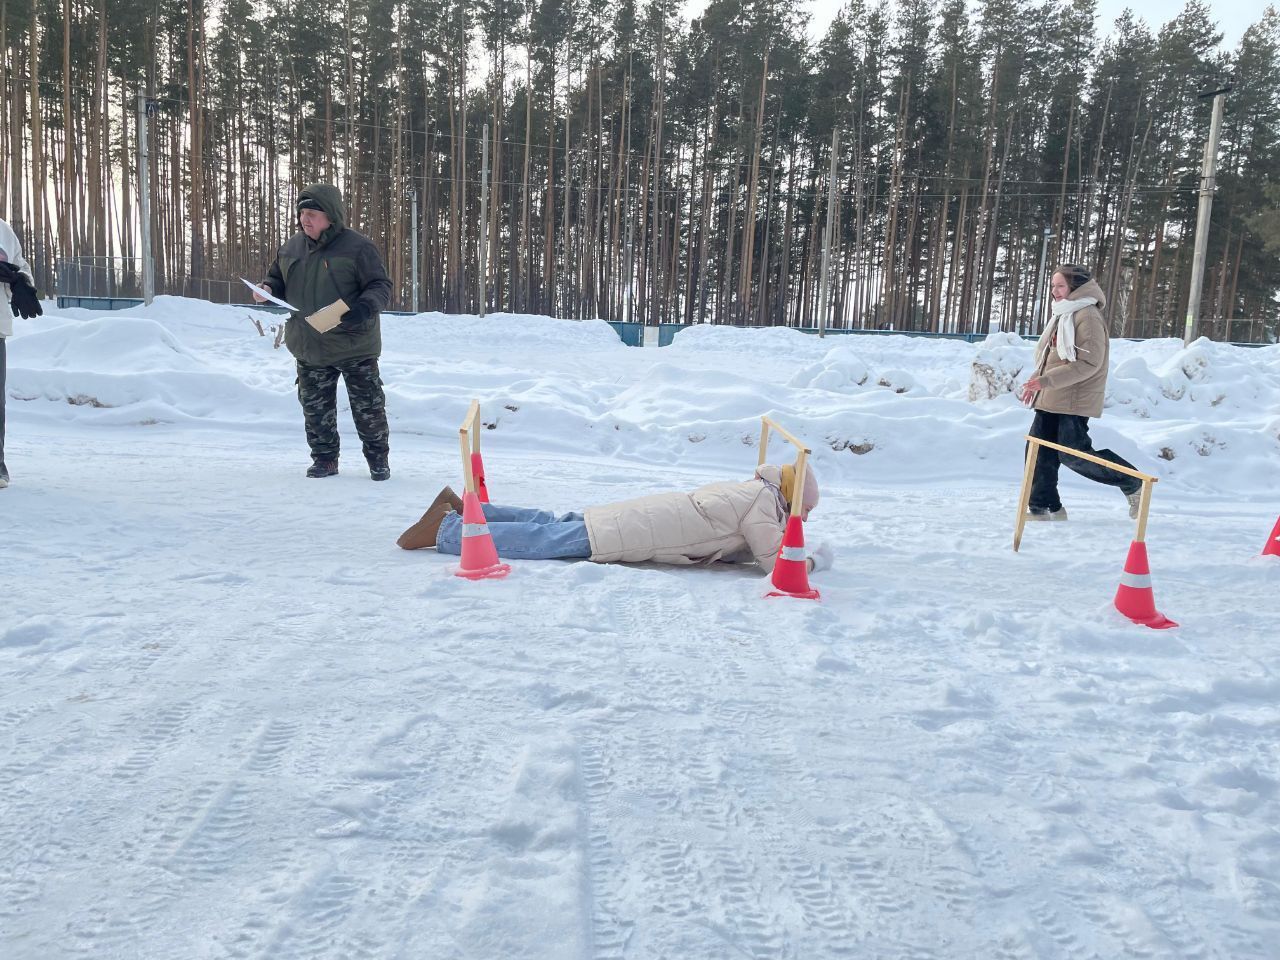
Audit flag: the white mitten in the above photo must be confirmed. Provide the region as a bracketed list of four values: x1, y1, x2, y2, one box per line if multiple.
[809, 542, 834, 573]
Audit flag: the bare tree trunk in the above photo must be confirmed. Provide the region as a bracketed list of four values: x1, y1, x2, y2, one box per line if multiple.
[543, 80, 555, 314]
[719, 98, 744, 324]
[6, 4, 26, 239]
[186, 0, 206, 289]
[962, 65, 1003, 335]
[977, 113, 1015, 329]
[930, 62, 960, 332]
[737, 50, 768, 323]
[755, 120, 779, 327]
[0, 0, 8, 224]
[1225, 232, 1244, 338]
[520, 49, 533, 310]
[561, 66, 572, 317]
[59, 0, 75, 270]
[29, 0, 46, 289]
[683, 129, 701, 324]
[694, 107, 718, 324]
[88, 0, 109, 263]
[777, 148, 796, 326]
[881, 83, 909, 328]
[1110, 114, 1150, 334]
[944, 181, 968, 333]
[1049, 99, 1074, 269]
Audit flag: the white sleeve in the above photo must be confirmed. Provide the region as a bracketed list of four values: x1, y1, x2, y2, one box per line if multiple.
[0, 220, 35, 287]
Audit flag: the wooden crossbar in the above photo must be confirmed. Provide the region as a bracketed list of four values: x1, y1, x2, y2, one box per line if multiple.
[759, 416, 813, 520]
[1014, 434, 1157, 551]
[1025, 437, 1157, 484]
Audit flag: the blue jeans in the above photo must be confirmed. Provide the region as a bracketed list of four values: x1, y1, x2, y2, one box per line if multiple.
[436, 503, 592, 560]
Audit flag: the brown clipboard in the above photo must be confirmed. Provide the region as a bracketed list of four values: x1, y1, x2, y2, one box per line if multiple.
[305, 298, 349, 333]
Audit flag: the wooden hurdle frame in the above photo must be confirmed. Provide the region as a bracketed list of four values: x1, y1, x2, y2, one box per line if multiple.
[458, 399, 482, 495]
[758, 416, 812, 519]
[1014, 436, 1158, 552]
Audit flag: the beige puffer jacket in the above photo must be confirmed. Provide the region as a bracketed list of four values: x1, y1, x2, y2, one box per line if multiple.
[0, 218, 36, 339]
[1031, 278, 1111, 419]
[584, 464, 790, 573]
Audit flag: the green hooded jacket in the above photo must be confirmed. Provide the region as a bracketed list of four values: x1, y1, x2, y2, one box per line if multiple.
[265, 184, 393, 366]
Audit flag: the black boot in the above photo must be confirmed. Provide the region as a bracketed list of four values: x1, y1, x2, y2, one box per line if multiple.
[307, 459, 339, 478]
[368, 457, 390, 482]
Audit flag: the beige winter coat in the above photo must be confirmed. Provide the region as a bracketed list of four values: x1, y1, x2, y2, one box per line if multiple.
[584, 464, 790, 573]
[1032, 278, 1111, 419]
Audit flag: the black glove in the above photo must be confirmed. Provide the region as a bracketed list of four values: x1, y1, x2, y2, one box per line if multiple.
[5, 273, 42, 319]
[337, 301, 371, 333]
[0, 262, 21, 284]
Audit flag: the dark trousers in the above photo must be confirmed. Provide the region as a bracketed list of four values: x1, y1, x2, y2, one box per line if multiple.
[296, 357, 389, 463]
[0, 337, 7, 478]
[1027, 410, 1140, 511]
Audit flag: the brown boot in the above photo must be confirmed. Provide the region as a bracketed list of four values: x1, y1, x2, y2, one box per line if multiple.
[438, 485, 464, 514]
[396, 487, 463, 550]
[396, 502, 455, 550]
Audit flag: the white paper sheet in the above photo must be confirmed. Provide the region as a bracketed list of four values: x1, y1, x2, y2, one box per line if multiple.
[241, 278, 298, 312]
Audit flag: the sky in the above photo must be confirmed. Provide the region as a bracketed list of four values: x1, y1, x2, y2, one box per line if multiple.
[1090, 0, 1256, 46]
[687, 0, 1260, 49]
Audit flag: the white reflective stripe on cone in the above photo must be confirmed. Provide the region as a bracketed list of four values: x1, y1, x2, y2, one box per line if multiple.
[1119, 571, 1152, 589]
[462, 523, 490, 537]
[780, 546, 807, 562]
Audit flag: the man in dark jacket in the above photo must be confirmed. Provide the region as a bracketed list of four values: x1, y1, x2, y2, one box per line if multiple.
[256, 184, 394, 479]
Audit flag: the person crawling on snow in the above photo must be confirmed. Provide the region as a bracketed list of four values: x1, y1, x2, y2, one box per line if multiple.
[396, 463, 832, 576]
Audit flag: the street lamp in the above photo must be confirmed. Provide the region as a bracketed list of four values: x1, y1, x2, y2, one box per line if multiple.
[1030, 227, 1055, 333]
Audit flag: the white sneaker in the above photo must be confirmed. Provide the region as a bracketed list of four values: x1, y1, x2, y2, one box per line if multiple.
[1125, 490, 1142, 519]
[1027, 506, 1068, 521]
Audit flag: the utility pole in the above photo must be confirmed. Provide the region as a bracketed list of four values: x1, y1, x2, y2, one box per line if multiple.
[1030, 227, 1055, 334]
[411, 192, 419, 312]
[816, 128, 840, 339]
[480, 123, 489, 318]
[137, 90, 155, 305]
[1183, 82, 1230, 346]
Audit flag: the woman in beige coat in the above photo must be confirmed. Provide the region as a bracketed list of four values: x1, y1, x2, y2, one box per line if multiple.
[1, 217, 43, 489]
[398, 463, 832, 575]
[1018, 264, 1142, 521]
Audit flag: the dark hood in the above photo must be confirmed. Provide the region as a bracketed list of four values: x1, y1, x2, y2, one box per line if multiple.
[1070, 278, 1107, 311]
[297, 183, 347, 245]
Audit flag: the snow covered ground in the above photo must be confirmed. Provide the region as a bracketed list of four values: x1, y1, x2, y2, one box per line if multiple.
[2, 298, 1278, 959]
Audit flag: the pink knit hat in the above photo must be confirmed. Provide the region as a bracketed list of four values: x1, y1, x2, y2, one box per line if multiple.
[779, 463, 820, 512]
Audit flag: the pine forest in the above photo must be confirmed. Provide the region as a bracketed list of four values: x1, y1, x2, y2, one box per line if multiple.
[1, 0, 1278, 341]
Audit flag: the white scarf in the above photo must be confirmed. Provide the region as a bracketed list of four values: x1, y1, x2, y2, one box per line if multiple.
[1047, 296, 1097, 362]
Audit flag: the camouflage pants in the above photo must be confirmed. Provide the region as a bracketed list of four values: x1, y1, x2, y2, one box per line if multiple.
[296, 357, 389, 463]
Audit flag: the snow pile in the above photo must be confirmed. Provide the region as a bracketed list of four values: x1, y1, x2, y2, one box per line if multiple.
[788, 344, 872, 392]
[1108, 337, 1280, 419]
[7, 305, 1279, 496]
[968, 332, 1034, 401]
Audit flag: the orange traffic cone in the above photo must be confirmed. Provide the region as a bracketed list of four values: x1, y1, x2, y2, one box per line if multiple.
[1114, 540, 1176, 629]
[471, 451, 491, 503]
[1261, 516, 1280, 558]
[455, 490, 511, 580]
[766, 516, 820, 601]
